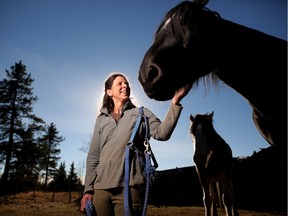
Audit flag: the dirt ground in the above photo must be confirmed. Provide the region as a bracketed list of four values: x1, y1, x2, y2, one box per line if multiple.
[0, 192, 286, 216]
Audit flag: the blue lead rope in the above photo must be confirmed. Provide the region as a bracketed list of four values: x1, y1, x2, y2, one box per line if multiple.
[85, 200, 96, 216]
[124, 107, 157, 216]
[124, 146, 131, 216]
[124, 107, 144, 216]
[141, 112, 157, 216]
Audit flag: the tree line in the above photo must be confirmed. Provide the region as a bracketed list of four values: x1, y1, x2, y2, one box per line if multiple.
[0, 61, 83, 196]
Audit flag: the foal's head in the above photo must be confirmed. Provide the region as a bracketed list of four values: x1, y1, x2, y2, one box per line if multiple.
[189, 111, 215, 150]
[189, 111, 214, 137]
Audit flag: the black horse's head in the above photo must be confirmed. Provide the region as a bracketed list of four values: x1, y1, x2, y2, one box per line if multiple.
[138, 0, 220, 101]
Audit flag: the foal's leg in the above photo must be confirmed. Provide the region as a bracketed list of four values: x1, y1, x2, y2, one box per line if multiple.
[228, 179, 239, 216]
[201, 179, 213, 216]
[221, 178, 239, 216]
[211, 182, 219, 216]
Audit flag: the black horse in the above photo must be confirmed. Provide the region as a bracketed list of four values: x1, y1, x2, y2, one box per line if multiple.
[138, 0, 287, 148]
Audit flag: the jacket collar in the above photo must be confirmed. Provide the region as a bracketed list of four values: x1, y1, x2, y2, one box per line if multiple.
[100, 100, 135, 115]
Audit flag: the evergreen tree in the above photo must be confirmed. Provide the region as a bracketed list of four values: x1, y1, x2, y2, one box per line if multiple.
[10, 122, 45, 192]
[67, 162, 81, 191]
[39, 122, 64, 189]
[49, 162, 67, 191]
[0, 61, 44, 193]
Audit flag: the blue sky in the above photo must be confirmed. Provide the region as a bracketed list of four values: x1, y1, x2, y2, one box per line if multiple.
[0, 1, 286, 178]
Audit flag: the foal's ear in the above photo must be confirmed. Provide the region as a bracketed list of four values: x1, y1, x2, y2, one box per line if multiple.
[190, 114, 194, 122]
[208, 111, 214, 120]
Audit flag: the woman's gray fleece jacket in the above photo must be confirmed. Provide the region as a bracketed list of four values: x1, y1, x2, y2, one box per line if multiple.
[83, 101, 183, 194]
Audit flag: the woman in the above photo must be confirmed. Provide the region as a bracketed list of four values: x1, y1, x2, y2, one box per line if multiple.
[80, 73, 191, 216]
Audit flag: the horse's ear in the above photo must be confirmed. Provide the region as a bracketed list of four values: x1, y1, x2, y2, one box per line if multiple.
[191, 0, 209, 6]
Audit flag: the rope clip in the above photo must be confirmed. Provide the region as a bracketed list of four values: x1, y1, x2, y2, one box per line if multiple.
[144, 140, 151, 155]
[127, 141, 134, 148]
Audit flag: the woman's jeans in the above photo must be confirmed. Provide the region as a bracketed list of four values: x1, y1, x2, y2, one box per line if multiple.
[93, 185, 144, 216]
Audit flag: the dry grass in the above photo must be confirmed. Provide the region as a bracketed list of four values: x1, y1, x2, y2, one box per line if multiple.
[0, 192, 286, 216]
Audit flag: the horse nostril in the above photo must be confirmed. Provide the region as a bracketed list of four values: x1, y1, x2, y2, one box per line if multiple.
[148, 64, 162, 83]
[148, 65, 158, 82]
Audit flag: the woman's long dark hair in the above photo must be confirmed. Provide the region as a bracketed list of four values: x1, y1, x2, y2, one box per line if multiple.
[101, 73, 135, 113]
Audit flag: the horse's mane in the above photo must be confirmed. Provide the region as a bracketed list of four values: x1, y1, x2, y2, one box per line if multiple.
[155, 1, 222, 94]
[202, 70, 224, 96]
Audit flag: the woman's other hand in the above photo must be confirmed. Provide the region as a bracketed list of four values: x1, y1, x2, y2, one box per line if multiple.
[80, 193, 93, 213]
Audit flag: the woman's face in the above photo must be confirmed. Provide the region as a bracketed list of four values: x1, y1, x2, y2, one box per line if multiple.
[107, 76, 130, 103]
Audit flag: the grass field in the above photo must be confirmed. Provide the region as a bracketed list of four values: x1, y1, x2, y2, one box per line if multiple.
[0, 192, 286, 216]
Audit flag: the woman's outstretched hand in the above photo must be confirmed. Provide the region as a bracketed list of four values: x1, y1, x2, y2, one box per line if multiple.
[172, 84, 192, 105]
